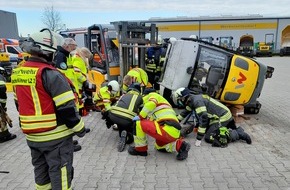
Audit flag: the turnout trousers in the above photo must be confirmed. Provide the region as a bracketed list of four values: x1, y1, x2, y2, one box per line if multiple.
[29, 137, 74, 190]
[134, 120, 184, 153]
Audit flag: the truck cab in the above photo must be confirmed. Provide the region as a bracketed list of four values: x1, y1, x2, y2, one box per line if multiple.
[0, 42, 12, 81]
[237, 34, 254, 57]
[200, 36, 214, 44]
[0, 38, 29, 65]
[255, 33, 274, 57]
[217, 36, 234, 50]
[159, 38, 274, 113]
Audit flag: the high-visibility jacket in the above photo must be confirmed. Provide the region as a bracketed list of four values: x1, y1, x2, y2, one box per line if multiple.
[134, 92, 181, 152]
[177, 94, 233, 140]
[139, 92, 178, 123]
[11, 57, 85, 143]
[93, 86, 116, 111]
[72, 55, 88, 91]
[72, 55, 88, 109]
[110, 90, 143, 120]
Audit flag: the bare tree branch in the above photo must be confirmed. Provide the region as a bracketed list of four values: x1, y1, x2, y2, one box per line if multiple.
[41, 5, 65, 32]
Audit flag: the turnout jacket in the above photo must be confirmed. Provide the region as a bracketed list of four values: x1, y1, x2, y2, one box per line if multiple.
[110, 90, 143, 120]
[177, 94, 232, 140]
[11, 57, 85, 146]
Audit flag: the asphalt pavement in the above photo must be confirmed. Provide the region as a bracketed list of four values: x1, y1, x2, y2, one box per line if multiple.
[1, 57, 290, 190]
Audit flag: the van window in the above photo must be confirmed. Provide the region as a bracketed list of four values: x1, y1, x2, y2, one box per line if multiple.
[7, 46, 19, 54]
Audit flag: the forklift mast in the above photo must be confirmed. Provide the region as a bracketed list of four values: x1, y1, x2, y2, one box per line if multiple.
[111, 21, 158, 79]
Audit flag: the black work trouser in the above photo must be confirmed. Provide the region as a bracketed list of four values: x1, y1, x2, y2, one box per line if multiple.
[204, 118, 235, 143]
[108, 112, 134, 144]
[29, 137, 74, 190]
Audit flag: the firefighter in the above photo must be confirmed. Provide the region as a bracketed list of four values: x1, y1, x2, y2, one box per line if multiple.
[11, 28, 86, 189]
[0, 67, 16, 143]
[54, 39, 90, 152]
[145, 35, 166, 90]
[93, 80, 120, 112]
[72, 47, 93, 116]
[105, 83, 143, 152]
[129, 91, 191, 161]
[122, 68, 149, 94]
[54, 37, 77, 69]
[173, 87, 252, 148]
[94, 80, 120, 130]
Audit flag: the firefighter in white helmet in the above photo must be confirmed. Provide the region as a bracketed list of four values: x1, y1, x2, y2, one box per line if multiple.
[11, 28, 86, 189]
[93, 79, 120, 127]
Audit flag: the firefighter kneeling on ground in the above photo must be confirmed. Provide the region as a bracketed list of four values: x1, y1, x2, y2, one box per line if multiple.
[93, 80, 120, 129]
[0, 67, 16, 143]
[128, 91, 191, 161]
[173, 87, 252, 148]
[104, 83, 143, 152]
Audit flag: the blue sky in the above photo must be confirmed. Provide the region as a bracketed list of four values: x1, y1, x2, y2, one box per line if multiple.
[1, 0, 289, 36]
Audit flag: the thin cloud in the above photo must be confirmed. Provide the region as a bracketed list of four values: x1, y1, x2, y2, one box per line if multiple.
[1, 0, 289, 17]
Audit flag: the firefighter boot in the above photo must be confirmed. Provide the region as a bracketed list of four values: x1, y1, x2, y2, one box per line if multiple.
[128, 146, 148, 156]
[176, 141, 191, 161]
[73, 140, 79, 145]
[73, 144, 82, 152]
[0, 131, 16, 143]
[117, 130, 127, 152]
[236, 127, 252, 144]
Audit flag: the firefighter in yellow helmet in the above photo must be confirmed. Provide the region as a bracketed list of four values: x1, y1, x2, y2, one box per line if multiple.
[122, 68, 148, 93]
[11, 28, 86, 190]
[128, 91, 191, 160]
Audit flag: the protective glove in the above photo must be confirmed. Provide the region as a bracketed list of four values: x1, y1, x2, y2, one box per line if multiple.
[132, 116, 140, 121]
[75, 128, 86, 138]
[219, 135, 228, 148]
[212, 138, 221, 147]
[195, 140, 202, 147]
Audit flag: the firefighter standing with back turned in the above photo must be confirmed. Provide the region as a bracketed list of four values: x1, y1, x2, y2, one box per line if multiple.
[11, 28, 86, 190]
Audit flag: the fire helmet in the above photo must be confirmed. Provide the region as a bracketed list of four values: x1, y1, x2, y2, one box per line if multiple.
[172, 87, 191, 107]
[21, 28, 64, 55]
[108, 80, 120, 95]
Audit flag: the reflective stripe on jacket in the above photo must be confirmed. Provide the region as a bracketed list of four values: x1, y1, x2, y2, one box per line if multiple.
[110, 91, 143, 120]
[11, 60, 81, 142]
